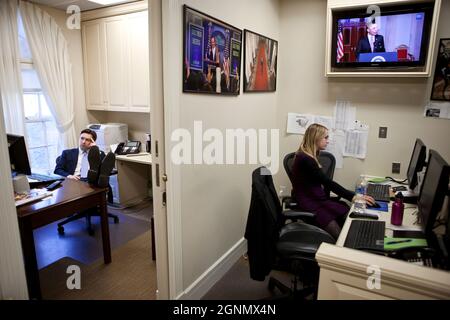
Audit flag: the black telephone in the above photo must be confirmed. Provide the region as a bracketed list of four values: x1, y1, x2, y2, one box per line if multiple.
[387, 247, 436, 267]
[115, 141, 141, 155]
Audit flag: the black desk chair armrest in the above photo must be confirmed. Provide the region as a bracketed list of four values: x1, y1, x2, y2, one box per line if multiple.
[281, 209, 316, 220]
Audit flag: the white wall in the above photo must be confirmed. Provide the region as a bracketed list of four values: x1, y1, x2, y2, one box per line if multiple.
[162, 0, 280, 293]
[275, 0, 450, 192]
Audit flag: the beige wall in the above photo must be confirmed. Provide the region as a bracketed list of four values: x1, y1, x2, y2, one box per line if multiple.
[274, 0, 450, 191]
[163, 0, 280, 290]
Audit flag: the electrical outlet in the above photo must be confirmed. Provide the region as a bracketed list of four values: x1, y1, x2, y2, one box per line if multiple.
[392, 162, 401, 174]
[379, 127, 387, 139]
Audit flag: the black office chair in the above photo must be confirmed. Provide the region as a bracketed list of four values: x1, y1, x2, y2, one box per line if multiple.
[282, 151, 337, 214]
[245, 167, 335, 300]
[56, 157, 119, 236]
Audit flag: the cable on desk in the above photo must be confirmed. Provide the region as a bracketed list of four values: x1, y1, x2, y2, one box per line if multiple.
[385, 176, 408, 184]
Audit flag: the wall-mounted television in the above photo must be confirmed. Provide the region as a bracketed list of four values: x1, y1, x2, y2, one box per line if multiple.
[331, 2, 435, 70]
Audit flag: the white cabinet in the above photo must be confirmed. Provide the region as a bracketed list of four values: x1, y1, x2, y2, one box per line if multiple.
[82, 11, 150, 112]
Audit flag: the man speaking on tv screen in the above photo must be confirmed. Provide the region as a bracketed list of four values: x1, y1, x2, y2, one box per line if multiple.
[356, 21, 386, 61]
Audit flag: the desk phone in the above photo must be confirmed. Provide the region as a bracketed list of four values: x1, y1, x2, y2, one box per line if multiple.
[387, 247, 436, 267]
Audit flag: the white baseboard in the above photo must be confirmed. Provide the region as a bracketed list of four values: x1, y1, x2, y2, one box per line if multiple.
[177, 238, 247, 300]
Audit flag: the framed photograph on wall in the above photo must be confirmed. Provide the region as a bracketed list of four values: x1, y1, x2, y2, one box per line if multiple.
[183, 5, 242, 95]
[430, 38, 450, 101]
[244, 29, 278, 92]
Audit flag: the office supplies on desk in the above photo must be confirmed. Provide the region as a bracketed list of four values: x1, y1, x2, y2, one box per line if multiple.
[367, 201, 388, 212]
[14, 189, 52, 207]
[349, 211, 379, 220]
[46, 180, 62, 191]
[392, 186, 408, 192]
[384, 237, 427, 250]
[367, 177, 389, 184]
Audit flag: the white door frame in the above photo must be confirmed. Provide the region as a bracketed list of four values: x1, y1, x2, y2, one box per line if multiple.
[161, 0, 184, 299]
[0, 89, 29, 299]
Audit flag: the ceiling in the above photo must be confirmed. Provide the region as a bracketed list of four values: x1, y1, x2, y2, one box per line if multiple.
[30, 0, 141, 12]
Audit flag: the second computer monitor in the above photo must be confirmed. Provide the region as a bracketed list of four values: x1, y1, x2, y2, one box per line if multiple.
[407, 138, 427, 190]
[417, 150, 449, 237]
[7, 134, 31, 176]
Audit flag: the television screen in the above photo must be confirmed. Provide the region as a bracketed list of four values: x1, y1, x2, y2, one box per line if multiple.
[331, 3, 434, 68]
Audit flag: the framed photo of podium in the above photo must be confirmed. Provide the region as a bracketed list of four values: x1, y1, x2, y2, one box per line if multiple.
[183, 5, 242, 95]
[430, 38, 450, 101]
[243, 29, 278, 92]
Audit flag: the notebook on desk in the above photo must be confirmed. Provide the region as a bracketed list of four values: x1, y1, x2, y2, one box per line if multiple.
[14, 189, 52, 207]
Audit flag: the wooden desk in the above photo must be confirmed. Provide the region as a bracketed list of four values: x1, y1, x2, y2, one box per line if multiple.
[17, 179, 112, 299]
[316, 203, 450, 299]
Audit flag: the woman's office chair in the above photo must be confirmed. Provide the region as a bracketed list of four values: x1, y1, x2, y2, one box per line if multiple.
[282, 151, 337, 222]
[244, 167, 335, 300]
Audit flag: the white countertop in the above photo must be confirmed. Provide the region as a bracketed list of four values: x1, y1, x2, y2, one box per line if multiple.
[115, 153, 152, 165]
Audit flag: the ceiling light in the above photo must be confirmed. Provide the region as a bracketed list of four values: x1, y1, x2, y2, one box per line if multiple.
[87, 0, 126, 5]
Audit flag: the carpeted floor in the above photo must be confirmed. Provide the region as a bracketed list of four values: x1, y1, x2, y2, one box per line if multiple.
[40, 231, 156, 300]
[34, 211, 151, 268]
[201, 256, 294, 300]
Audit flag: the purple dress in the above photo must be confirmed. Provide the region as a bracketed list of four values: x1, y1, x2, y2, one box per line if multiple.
[291, 152, 354, 229]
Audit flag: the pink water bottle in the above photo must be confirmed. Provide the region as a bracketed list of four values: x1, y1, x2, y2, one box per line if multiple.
[391, 192, 404, 226]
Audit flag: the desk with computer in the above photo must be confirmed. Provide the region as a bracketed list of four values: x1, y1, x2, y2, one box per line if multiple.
[316, 139, 450, 299]
[8, 134, 112, 299]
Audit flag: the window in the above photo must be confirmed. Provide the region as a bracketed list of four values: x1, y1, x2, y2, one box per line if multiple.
[23, 88, 58, 173]
[19, 14, 59, 174]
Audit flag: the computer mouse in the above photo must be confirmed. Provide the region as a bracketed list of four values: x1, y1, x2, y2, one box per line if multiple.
[368, 202, 381, 208]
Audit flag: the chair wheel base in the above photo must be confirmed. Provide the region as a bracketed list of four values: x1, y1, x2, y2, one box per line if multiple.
[57, 226, 65, 235]
[113, 216, 119, 224]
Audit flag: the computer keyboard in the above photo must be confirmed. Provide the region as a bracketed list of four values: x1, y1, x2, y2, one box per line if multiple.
[344, 220, 386, 251]
[367, 183, 391, 202]
[27, 173, 63, 185]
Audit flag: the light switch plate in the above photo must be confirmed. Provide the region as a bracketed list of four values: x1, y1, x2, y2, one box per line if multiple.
[392, 162, 401, 174]
[379, 127, 387, 139]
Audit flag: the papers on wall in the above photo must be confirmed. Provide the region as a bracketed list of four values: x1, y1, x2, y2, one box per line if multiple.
[286, 100, 369, 166]
[334, 100, 356, 130]
[424, 101, 450, 119]
[343, 124, 370, 159]
[286, 113, 315, 134]
[326, 129, 345, 168]
[314, 116, 334, 130]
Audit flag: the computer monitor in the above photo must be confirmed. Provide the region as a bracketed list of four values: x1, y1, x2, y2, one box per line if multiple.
[417, 150, 450, 238]
[407, 138, 427, 190]
[7, 134, 31, 176]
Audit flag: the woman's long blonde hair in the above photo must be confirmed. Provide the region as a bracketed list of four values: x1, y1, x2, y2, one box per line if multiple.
[297, 123, 328, 166]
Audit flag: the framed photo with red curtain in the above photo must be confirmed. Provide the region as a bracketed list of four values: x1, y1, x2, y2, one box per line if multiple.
[243, 29, 278, 92]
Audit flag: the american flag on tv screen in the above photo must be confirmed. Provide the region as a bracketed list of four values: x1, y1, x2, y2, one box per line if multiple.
[336, 23, 344, 62]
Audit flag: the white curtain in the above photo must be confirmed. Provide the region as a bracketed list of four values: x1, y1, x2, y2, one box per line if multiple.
[0, 0, 26, 136]
[19, 1, 77, 150]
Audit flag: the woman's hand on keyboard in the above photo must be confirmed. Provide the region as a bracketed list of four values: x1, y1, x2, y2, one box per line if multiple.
[364, 195, 376, 206]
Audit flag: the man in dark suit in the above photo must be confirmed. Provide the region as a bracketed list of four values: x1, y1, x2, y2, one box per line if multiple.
[54, 129, 115, 187]
[356, 22, 385, 61]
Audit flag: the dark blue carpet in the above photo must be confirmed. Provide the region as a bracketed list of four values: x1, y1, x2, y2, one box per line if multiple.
[34, 212, 150, 269]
